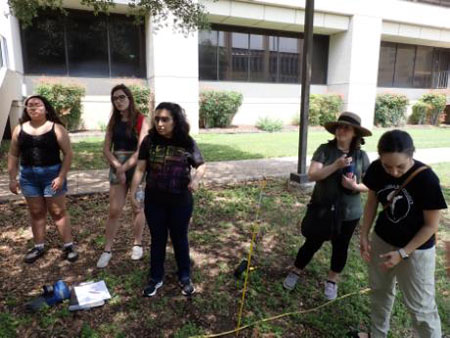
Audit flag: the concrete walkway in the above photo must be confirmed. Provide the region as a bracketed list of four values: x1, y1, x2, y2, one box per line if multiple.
[1, 147, 450, 202]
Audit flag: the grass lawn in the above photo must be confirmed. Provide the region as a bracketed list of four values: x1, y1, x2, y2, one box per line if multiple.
[1, 127, 450, 173]
[195, 127, 450, 162]
[0, 164, 449, 337]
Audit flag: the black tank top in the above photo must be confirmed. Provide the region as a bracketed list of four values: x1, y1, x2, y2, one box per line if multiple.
[18, 123, 61, 166]
[112, 120, 138, 151]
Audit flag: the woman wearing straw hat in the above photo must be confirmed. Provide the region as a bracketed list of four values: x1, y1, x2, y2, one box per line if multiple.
[283, 112, 372, 300]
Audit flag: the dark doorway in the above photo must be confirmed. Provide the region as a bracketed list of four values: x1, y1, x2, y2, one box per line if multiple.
[2, 116, 12, 140]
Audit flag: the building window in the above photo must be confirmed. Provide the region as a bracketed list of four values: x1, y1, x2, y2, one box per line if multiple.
[394, 44, 416, 87]
[21, 9, 146, 78]
[199, 25, 328, 84]
[377, 41, 450, 88]
[413, 46, 433, 88]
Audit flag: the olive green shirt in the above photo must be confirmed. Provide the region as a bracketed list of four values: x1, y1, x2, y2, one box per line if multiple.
[310, 143, 370, 221]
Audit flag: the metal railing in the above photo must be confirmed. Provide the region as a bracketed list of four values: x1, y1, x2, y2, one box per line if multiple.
[432, 70, 449, 89]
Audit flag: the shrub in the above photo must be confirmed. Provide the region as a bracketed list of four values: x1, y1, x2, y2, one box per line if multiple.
[374, 93, 409, 127]
[419, 92, 446, 126]
[409, 101, 430, 125]
[308, 94, 343, 126]
[199, 90, 243, 128]
[36, 82, 85, 131]
[291, 114, 300, 126]
[256, 117, 283, 132]
[128, 84, 152, 116]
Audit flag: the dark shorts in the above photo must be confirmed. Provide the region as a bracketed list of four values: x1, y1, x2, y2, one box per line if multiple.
[19, 163, 67, 197]
[109, 151, 135, 186]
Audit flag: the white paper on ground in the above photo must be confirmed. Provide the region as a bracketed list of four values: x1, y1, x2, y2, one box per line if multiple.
[74, 280, 111, 306]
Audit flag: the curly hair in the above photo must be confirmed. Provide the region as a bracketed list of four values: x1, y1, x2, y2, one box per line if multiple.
[150, 102, 193, 148]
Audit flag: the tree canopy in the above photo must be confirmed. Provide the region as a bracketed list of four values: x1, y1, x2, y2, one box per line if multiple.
[8, 0, 209, 32]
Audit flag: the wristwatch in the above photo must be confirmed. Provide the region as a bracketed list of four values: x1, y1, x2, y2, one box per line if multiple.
[398, 248, 409, 260]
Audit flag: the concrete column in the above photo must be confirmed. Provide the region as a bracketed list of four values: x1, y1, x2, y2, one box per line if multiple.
[146, 17, 199, 134]
[327, 15, 382, 130]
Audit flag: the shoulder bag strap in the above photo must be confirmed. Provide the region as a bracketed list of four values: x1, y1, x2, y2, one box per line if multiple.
[383, 165, 429, 210]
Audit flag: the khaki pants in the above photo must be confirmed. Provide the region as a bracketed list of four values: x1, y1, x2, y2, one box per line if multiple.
[369, 233, 441, 338]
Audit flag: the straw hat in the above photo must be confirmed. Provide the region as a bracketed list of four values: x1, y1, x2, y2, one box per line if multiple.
[324, 112, 372, 137]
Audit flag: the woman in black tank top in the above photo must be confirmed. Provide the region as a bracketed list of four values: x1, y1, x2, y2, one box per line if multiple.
[8, 95, 78, 263]
[96, 84, 150, 268]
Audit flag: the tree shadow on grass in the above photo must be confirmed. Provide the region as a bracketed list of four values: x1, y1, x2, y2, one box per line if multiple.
[0, 180, 313, 337]
[3, 181, 443, 337]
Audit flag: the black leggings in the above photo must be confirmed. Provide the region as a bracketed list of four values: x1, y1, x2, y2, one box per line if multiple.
[294, 219, 359, 273]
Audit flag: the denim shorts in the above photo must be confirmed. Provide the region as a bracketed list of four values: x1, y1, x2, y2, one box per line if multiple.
[109, 151, 135, 186]
[19, 163, 67, 197]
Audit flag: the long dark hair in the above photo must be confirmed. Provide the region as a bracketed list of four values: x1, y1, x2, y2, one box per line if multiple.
[329, 132, 365, 155]
[378, 129, 415, 157]
[107, 84, 140, 136]
[20, 95, 64, 126]
[150, 102, 192, 147]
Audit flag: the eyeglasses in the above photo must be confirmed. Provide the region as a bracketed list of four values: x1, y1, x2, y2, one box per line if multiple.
[25, 104, 44, 109]
[154, 116, 172, 123]
[112, 95, 128, 102]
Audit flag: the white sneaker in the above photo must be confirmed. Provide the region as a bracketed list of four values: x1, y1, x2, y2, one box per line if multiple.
[97, 252, 112, 268]
[131, 245, 143, 260]
[324, 281, 338, 300]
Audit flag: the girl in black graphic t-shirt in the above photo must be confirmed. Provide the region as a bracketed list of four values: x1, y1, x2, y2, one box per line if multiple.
[130, 102, 205, 297]
[355, 130, 446, 338]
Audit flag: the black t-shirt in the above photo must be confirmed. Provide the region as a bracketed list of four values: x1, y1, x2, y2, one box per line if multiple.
[138, 133, 204, 205]
[363, 159, 447, 249]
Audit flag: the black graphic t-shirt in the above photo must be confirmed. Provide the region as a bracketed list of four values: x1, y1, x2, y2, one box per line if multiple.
[363, 159, 447, 249]
[138, 133, 204, 205]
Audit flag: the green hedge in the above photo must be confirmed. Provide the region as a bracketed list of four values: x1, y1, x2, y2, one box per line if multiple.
[256, 117, 283, 132]
[409, 101, 430, 125]
[374, 93, 409, 127]
[35, 82, 85, 131]
[308, 94, 343, 126]
[419, 92, 446, 126]
[128, 84, 152, 116]
[199, 90, 243, 128]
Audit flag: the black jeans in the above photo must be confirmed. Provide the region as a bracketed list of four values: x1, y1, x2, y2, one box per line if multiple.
[294, 219, 359, 273]
[144, 201, 193, 282]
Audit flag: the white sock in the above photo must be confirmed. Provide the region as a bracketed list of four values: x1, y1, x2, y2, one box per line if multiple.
[35, 243, 44, 249]
[63, 242, 73, 248]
